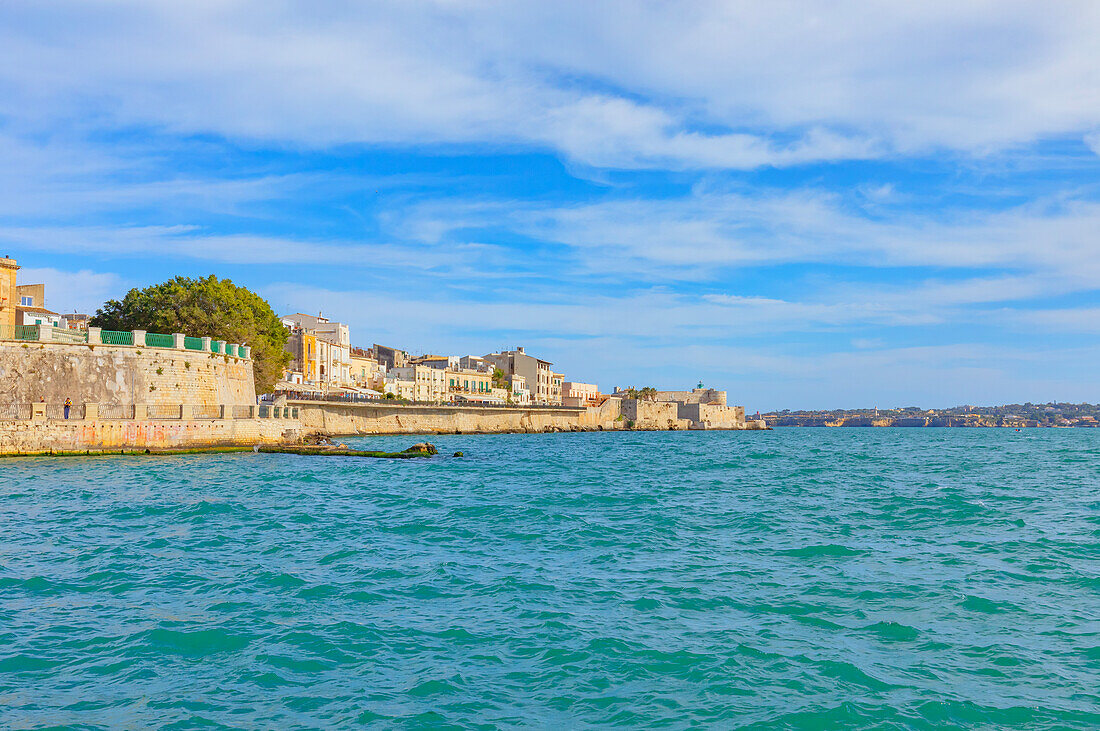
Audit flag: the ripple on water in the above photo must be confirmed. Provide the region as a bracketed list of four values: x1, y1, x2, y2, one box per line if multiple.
[1, 429, 1099, 728]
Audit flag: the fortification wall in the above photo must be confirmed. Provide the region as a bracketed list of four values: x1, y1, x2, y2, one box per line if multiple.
[678, 403, 746, 429]
[653, 388, 727, 406]
[292, 397, 769, 435]
[0, 341, 255, 407]
[620, 399, 690, 430]
[0, 417, 299, 455]
[293, 398, 625, 435]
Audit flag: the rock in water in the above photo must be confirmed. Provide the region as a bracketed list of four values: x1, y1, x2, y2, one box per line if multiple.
[453, 451, 464, 457]
[404, 442, 439, 455]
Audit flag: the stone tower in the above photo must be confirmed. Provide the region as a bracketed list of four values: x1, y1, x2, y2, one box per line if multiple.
[0, 257, 19, 339]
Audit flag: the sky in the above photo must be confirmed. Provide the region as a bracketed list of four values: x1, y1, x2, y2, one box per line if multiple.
[2, 1, 1100, 411]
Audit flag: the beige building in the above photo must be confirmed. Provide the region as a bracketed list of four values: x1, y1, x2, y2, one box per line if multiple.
[383, 375, 415, 400]
[550, 372, 564, 405]
[374, 343, 408, 371]
[281, 313, 352, 388]
[389, 363, 448, 402]
[411, 354, 459, 371]
[12, 282, 63, 329]
[350, 349, 385, 391]
[506, 374, 530, 405]
[484, 346, 555, 404]
[0, 257, 17, 338]
[562, 381, 600, 407]
[446, 368, 496, 402]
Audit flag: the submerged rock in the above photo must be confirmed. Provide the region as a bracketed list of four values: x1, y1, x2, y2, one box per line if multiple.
[404, 442, 439, 455]
[453, 451, 464, 457]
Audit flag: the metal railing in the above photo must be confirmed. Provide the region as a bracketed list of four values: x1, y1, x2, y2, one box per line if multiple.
[232, 405, 255, 419]
[145, 332, 174, 348]
[15, 325, 39, 341]
[46, 403, 84, 419]
[3, 325, 249, 359]
[0, 403, 32, 420]
[100, 330, 134, 345]
[191, 405, 221, 419]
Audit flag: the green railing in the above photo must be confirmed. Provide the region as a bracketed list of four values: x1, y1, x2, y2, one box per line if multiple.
[184, 336, 204, 350]
[101, 330, 134, 345]
[210, 341, 222, 353]
[225, 343, 237, 357]
[14, 325, 39, 341]
[145, 332, 174, 348]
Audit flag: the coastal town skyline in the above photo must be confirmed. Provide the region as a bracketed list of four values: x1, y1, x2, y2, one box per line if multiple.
[4, 4, 1100, 409]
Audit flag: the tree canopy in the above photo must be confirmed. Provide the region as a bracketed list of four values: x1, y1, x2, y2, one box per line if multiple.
[90, 275, 290, 393]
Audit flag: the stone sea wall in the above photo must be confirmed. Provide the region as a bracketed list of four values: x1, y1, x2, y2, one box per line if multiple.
[293, 398, 764, 435]
[0, 341, 255, 407]
[294, 401, 618, 435]
[0, 417, 300, 455]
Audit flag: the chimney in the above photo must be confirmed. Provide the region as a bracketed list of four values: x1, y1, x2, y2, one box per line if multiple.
[517, 346, 525, 354]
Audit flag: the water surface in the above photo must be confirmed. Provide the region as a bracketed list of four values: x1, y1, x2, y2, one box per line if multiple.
[2, 429, 1098, 728]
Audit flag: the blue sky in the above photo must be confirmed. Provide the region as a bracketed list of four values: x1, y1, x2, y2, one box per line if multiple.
[2, 1, 1100, 410]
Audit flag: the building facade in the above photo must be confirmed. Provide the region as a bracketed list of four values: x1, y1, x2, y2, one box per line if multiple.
[0, 257, 17, 338]
[389, 364, 448, 401]
[445, 368, 495, 401]
[484, 347, 555, 404]
[562, 381, 600, 407]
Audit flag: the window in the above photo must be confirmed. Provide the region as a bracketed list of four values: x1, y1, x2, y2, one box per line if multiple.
[20, 296, 33, 306]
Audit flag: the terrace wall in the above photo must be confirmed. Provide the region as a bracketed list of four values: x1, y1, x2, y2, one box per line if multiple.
[0, 340, 255, 408]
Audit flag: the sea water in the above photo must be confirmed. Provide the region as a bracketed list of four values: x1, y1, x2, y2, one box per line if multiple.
[1, 429, 1098, 728]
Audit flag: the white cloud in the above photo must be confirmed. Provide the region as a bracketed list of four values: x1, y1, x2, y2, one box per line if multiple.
[1, 1, 1098, 168]
[394, 188, 1100, 286]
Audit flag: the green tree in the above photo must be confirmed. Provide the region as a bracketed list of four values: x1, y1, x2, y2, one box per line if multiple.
[91, 275, 290, 393]
[491, 367, 506, 389]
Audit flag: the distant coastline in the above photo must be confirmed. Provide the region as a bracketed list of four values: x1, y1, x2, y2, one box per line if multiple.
[761, 402, 1099, 428]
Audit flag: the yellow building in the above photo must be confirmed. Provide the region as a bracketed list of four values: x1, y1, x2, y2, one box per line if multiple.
[284, 329, 319, 383]
[350, 350, 384, 391]
[445, 368, 495, 401]
[0, 257, 18, 339]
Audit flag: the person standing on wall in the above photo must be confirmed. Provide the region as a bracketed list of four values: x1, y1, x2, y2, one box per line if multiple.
[63, 397, 72, 419]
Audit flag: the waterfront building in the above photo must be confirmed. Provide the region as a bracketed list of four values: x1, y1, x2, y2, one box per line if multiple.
[383, 375, 415, 400]
[550, 372, 564, 405]
[411, 354, 459, 370]
[445, 368, 497, 402]
[483, 346, 554, 404]
[284, 328, 319, 383]
[17, 305, 64, 328]
[562, 381, 600, 407]
[62, 313, 90, 331]
[9, 281, 63, 329]
[373, 343, 408, 371]
[459, 355, 491, 372]
[282, 313, 352, 388]
[506, 374, 531, 405]
[389, 364, 448, 402]
[350, 348, 385, 391]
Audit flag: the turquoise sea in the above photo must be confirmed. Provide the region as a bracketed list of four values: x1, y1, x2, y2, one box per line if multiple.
[2, 429, 1098, 729]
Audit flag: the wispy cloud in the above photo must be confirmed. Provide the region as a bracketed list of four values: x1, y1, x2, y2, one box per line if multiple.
[1, 2, 1099, 168]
